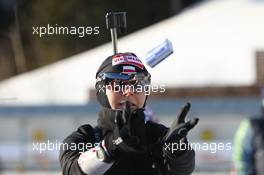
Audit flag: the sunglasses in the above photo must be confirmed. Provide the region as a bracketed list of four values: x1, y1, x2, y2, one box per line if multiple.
[96, 72, 151, 92]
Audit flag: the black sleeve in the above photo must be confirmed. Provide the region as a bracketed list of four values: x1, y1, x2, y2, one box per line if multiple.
[59, 124, 96, 175]
[146, 121, 195, 175]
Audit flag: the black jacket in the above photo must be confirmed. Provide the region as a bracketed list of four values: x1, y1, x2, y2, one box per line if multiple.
[59, 121, 195, 175]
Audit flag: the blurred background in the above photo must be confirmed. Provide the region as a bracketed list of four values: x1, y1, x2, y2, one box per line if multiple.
[0, 0, 264, 174]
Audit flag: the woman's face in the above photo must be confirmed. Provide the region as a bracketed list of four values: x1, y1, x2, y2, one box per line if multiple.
[106, 84, 146, 110]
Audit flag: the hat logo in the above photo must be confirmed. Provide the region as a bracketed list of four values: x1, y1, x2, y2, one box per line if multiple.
[122, 66, 136, 74]
[112, 54, 144, 69]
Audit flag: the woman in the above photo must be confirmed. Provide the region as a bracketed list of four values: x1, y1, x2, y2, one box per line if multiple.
[59, 52, 199, 175]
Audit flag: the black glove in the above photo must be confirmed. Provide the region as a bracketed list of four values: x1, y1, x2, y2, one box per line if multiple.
[98, 101, 147, 161]
[163, 102, 199, 155]
[146, 103, 198, 175]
